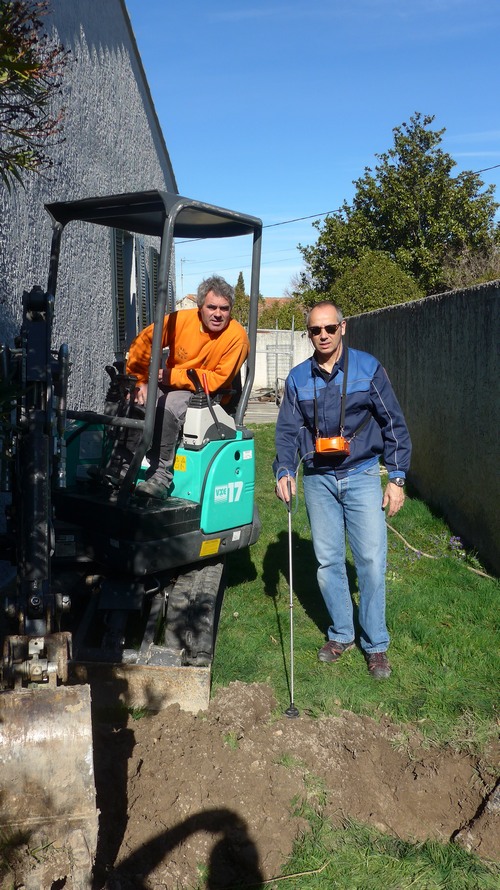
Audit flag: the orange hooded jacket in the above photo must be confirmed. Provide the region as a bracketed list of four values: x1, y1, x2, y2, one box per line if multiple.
[126, 307, 250, 393]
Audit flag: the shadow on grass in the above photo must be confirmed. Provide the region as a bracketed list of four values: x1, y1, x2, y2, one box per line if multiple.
[226, 547, 258, 586]
[262, 529, 360, 641]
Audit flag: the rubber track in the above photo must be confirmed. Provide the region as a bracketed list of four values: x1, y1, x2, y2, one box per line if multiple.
[164, 559, 224, 666]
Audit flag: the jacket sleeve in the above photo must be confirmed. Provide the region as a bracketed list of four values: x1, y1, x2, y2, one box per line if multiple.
[370, 364, 411, 477]
[126, 322, 155, 384]
[273, 375, 303, 480]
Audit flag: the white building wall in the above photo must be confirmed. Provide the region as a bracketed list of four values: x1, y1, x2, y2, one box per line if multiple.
[253, 329, 313, 391]
[0, 0, 176, 409]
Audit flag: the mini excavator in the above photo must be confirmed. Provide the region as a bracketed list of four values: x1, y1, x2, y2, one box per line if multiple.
[0, 190, 262, 888]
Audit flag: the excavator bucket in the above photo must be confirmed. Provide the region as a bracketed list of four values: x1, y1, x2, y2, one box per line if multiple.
[0, 683, 98, 890]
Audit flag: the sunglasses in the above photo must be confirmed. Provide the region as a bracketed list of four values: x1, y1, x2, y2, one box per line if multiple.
[307, 323, 343, 336]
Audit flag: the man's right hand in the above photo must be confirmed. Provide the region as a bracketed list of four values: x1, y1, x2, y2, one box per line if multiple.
[133, 383, 148, 406]
[275, 475, 296, 503]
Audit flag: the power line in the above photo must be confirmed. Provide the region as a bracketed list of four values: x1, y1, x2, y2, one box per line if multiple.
[175, 210, 331, 245]
[474, 163, 500, 174]
[260, 163, 500, 230]
[177, 247, 300, 270]
[180, 256, 299, 277]
[263, 211, 334, 228]
[176, 162, 500, 255]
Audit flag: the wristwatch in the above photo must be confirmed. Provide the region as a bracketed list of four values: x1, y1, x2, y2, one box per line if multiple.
[390, 477, 405, 487]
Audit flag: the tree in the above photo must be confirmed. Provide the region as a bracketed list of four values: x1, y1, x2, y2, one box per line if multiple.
[232, 271, 250, 325]
[0, 0, 68, 189]
[329, 250, 423, 316]
[299, 113, 499, 299]
[440, 241, 500, 291]
[232, 271, 264, 325]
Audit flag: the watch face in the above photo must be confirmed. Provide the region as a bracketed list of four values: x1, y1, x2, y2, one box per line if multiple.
[393, 478, 405, 487]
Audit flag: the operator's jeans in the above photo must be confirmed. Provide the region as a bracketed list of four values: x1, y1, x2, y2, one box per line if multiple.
[121, 389, 191, 485]
[146, 388, 192, 484]
[303, 464, 389, 654]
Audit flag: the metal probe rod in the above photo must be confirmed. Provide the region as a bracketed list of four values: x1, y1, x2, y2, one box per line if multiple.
[285, 477, 299, 718]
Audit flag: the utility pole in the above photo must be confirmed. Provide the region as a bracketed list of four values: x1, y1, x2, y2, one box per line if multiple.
[180, 258, 186, 298]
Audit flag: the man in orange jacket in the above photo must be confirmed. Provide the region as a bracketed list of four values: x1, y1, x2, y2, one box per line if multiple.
[124, 275, 249, 499]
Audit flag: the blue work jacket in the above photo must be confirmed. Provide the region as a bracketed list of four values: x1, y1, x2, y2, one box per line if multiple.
[273, 346, 411, 481]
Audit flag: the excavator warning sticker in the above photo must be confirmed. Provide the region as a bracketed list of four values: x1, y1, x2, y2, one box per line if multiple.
[243, 450, 253, 460]
[174, 454, 187, 472]
[200, 539, 220, 556]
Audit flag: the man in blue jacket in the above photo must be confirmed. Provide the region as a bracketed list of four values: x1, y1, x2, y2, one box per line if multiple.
[274, 301, 411, 679]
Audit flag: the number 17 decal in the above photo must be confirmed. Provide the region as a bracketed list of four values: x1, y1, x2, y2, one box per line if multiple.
[227, 481, 243, 502]
[214, 481, 244, 503]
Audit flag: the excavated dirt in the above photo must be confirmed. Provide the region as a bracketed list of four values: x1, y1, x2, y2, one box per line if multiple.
[7, 682, 499, 889]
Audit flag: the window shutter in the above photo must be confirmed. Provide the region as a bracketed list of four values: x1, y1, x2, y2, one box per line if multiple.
[149, 246, 159, 318]
[111, 228, 126, 356]
[111, 228, 136, 359]
[135, 237, 149, 329]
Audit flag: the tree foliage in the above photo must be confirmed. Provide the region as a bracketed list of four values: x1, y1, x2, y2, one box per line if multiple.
[329, 250, 424, 316]
[232, 271, 251, 325]
[258, 297, 307, 331]
[0, 0, 68, 189]
[299, 113, 499, 299]
[440, 242, 500, 291]
[232, 271, 265, 325]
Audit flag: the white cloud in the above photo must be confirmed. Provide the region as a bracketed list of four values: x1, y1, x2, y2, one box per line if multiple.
[451, 132, 500, 144]
[453, 151, 500, 158]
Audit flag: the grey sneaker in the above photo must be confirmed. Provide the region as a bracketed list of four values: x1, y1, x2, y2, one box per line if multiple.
[366, 651, 391, 679]
[317, 639, 355, 663]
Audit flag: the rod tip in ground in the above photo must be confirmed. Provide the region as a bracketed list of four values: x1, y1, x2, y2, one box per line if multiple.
[285, 703, 299, 718]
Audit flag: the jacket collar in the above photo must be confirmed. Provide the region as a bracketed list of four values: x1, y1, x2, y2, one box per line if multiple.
[311, 342, 346, 378]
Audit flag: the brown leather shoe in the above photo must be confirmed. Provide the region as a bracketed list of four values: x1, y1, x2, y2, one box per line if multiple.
[317, 639, 355, 663]
[366, 651, 392, 679]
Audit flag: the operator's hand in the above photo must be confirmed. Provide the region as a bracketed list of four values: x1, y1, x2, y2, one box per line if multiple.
[275, 475, 296, 504]
[158, 368, 171, 386]
[382, 481, 405, 517]
[133, 383, 149, 406]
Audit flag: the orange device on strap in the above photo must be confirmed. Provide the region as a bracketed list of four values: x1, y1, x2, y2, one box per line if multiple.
[313, 348, 370, 457]
[315, 436, 350, 455]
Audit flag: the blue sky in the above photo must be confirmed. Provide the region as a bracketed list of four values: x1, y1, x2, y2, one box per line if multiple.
[125, 0, 500, 298]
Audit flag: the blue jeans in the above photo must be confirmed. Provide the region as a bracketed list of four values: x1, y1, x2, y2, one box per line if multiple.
[303, 464, 389, 654]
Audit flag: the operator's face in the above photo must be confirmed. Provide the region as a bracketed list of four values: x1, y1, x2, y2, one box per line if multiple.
[307, 304, 345, 362]
[199, 291, 232, 333]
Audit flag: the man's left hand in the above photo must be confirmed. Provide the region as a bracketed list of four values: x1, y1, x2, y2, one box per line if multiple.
[382, 481, 405, 517]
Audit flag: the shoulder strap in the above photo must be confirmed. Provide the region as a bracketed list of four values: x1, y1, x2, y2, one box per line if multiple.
[339, 346, 348, 434]
[341, 347, 373, 442]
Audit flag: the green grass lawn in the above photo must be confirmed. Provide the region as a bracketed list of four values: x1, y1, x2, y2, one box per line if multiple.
[215, 424, 498, 752]
[210, 424, 499, 889]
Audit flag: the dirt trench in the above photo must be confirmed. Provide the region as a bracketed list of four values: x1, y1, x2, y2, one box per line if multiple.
[8, 681, 499, 890]
[91, 681, 498, 889]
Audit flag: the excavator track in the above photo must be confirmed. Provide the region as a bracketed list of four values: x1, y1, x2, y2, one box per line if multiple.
[164, 557, 225, 666]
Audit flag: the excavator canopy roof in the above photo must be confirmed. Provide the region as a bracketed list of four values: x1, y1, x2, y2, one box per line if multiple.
[45, 190, 261, 240]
